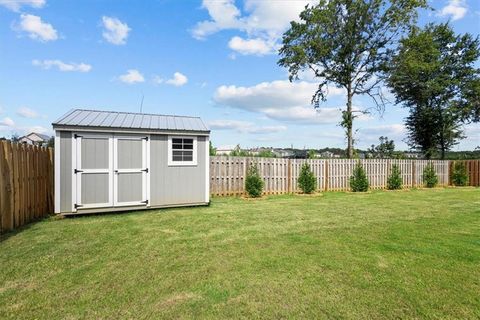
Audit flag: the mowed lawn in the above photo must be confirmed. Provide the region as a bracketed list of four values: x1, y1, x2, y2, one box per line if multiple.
[1, 189, 479, 319]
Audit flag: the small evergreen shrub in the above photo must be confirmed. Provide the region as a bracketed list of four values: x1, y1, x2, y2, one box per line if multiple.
[387, 164, 403, 190]
[350, 161, 369, 192]
[298, 163, 317, 194]
[245, 164, 264, 197]
[423, 163, 438, 188]
[451, 162, 468, 186]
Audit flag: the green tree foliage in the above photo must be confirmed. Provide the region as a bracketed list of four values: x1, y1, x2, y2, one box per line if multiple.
[387, 23, 480, 159]
[230, 144, 251, 157]
[298, 163, 317, 194]
[47, 137, 55, 148]
[245, 165, 264, 198]
[451, 162, 468, 186]
[10, 133, 20, 143]
[422, 163, 438, 188]
[368, 136, 395, 158]
[350, 162, 369, 192]
[278, 0, 427, 159]
[209, 141, 216, 156]
[307, 150, 317, 159]
[387, 164, 403, 190]
[257, 150, 277, 158]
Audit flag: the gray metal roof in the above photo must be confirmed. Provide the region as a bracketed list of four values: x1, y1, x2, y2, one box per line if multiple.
[53, 109, 209, 132]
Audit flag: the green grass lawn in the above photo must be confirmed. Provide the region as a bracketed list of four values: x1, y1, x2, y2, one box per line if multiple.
[1, 189, 479, 319]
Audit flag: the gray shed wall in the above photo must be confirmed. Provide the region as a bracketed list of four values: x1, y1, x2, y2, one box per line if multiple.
[57, 131, 207, 214]
[150, 135, 207, 206]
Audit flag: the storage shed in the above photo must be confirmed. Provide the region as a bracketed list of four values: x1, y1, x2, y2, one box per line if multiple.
[53, 109, 210, 215]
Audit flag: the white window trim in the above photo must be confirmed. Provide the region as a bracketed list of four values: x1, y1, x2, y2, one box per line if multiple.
[168, 135, 198, 166]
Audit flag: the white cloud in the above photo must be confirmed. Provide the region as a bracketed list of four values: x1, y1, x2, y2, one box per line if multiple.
[208, 119, 287, 134]
[0, 116, 52, 136]
[0, 0, 45, 12]
[0, 117, 15, 127]
[262, 106, 342, 124]
[152, 75, 164, 84]
[192, 0, 315, 55]
[228, 36, 275, 56]
[361, 124, 406, 136]
[192, 0, 243, 39]
[215, 80, 344, 111]
[118, 69, 144, 84]
[357, 124, 407, 147]
[102, 16, 130, 45]
[16, 14, 58, 42]
[16, 107, 39, 118]
[438, 0, 468, 21]
[214, 80, 344, 124]
[464, 124, 480, 143]
[32, 59, 92, 72]
[24, 125, 50, 135]
[166, 72, 188, 86]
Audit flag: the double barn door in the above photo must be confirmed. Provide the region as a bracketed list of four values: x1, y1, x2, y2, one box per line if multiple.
[73, 133, 150, 211]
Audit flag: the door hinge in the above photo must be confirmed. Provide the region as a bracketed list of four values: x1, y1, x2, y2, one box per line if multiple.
[141, 168, 149, 173]
[141, 200, 149, 204]
[74, 203, 83, 209]
[74, 134, 83, 139]
[74, 169, 83, 174]
[143, 136, 149, 141]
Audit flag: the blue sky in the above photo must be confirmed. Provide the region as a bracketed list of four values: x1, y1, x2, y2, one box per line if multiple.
[0, 0, 479, 150]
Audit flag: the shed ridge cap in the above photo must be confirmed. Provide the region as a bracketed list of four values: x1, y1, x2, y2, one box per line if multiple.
[71, 108, 203, 119]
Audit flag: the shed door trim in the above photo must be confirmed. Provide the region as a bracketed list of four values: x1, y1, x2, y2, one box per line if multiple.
[113, 134, 150, 207]
[72, 133, 114, 211]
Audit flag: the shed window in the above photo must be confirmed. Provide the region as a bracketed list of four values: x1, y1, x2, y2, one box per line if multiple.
[168, 136, 197, 166]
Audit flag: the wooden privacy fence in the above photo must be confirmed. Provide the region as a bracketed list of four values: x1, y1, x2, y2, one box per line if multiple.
[452, 160, 480, 186]
[0, 141, 54, 233]
[0, 150, 476, 233]
[210, 156, 451, 196]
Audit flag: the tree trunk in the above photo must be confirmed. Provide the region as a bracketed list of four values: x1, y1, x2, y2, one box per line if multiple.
[346, 86, 354, 159]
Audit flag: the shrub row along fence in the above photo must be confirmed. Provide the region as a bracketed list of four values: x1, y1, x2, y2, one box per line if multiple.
[0, 141, 54, 234]
[210, 156, 456, 196]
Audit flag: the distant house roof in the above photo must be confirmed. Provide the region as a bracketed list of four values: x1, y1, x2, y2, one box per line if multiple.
[36, 133, 51, 140]
[52, 109, 210, 133]
[21, 132, 51, 141]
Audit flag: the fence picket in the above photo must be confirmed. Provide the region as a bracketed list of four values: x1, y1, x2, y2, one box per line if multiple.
[0, 141, 54, 234]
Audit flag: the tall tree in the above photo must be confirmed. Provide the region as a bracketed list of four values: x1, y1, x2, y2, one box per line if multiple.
[278, 0, 427, 158]
[209, 141, 216, 156]
[387, 23, 480, 159]
[368, 136, 395, 158]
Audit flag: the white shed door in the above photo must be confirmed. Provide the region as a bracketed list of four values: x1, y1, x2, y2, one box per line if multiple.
[74, 134, 113, 209]
[113, 135, 149, 207]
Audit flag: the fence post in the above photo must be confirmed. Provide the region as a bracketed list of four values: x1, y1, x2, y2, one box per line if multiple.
[1, 141, 14, 232]
[287, 159, 292, 193]
[324, 160, 329, 191]
[0, 141, 4, 233]
[411, 161, 416, 188]
[448, 160, 453, 186]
